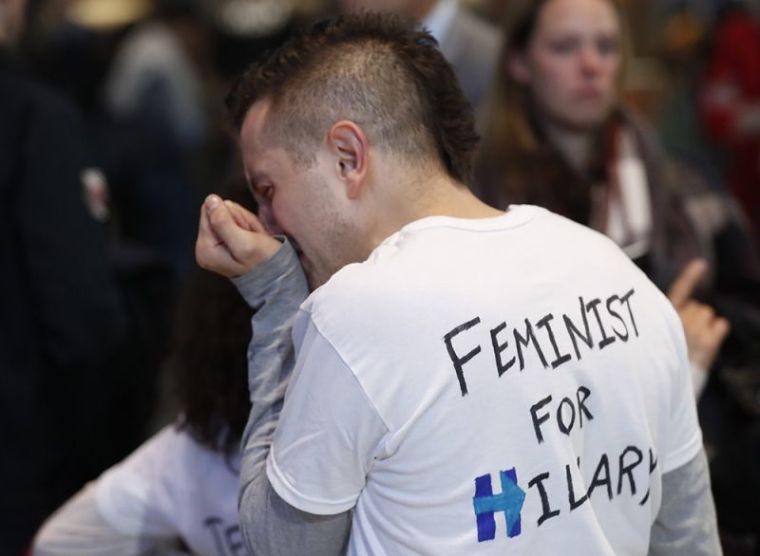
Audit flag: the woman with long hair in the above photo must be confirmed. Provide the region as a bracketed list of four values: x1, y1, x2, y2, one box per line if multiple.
[478, 0, 696, 268]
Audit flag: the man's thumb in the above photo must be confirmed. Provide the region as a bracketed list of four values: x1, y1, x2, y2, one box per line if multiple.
[205, 195, 250, 255]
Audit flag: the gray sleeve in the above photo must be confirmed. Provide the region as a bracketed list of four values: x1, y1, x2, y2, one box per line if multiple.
[649, 449, 722, 556]
[232, 240, 351, 555]
[32, 484, 188, 556]
[239, 468, 351, 555]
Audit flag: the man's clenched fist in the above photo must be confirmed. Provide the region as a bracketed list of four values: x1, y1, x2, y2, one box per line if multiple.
[195, 194, 282, 278]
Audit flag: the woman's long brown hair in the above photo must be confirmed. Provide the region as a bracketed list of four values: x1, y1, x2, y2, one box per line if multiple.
[476, 0, 625, 224]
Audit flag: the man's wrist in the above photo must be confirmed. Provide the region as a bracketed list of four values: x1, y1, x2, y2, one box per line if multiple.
[231, 237, 302, 309]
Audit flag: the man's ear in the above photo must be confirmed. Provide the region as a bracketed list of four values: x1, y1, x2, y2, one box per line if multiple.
[508, 53, 531, 86]
[327, 120, 368, 200]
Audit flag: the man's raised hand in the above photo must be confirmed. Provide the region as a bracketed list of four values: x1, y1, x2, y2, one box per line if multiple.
[195, 194, 282, 278]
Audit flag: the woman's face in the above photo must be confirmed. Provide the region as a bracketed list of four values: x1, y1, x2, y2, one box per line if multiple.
[510, 0, 622, 131]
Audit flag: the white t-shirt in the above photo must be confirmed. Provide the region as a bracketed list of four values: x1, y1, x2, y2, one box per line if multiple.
[266, 205, 702, 555]
[96, 426, 244, 556]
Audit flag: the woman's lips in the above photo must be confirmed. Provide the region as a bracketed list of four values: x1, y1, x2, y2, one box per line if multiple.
[575, 87, 603, 100]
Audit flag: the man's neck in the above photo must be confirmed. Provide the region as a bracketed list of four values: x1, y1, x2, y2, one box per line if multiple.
[418, 177, 504, 220]
[365, 167, 503, 250]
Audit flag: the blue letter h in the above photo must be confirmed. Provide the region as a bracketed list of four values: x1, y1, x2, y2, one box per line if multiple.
[473, 468, 526, 542]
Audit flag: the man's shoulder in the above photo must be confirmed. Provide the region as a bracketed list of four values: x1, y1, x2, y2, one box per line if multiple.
[306, 206, 638, 314]
[303, 258, 393, 320]
[522, 204, 637, 256]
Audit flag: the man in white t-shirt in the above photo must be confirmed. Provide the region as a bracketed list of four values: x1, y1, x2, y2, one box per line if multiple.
[195, 12, 720, 555]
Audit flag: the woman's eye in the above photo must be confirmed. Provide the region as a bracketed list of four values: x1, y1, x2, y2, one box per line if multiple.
[549, 38, 577, 54]
[597, 37, 619, 56]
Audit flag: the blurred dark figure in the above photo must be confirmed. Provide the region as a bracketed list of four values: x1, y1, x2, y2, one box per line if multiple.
[658, 4, 725, 190]
[92, 1, 212, 447]
[20, 0, 150, 117]
[701, 0, 760, 246]
[203, 0, 298, 191]
[15, 0, 300, 480]
[0, 0, 126, 553]
[46, 0, 217, 464]
[99, 0, 211, 280]
[33, 181, 257, 556]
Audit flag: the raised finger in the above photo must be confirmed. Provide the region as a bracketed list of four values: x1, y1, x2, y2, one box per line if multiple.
[206, 197, 255, 255]
[225, 200, 268, 234]
[709, 317, 731, 346]
[197, 203, 222, 248]
[668, 259, 708, 309]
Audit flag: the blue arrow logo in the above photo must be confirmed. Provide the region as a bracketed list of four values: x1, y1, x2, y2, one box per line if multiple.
[473, 468, 526, 542]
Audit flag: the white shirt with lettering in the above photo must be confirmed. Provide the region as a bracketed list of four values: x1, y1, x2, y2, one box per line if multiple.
[96, 426, 244, 556]
[267, 205, 702, 555]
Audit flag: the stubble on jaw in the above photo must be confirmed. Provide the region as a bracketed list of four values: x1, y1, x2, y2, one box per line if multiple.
[293, 171, 369, 290]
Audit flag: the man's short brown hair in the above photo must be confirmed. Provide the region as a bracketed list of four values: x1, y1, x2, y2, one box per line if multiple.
[226, 12, 479, 184]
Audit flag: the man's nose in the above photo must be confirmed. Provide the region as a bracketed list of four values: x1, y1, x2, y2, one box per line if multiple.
[258, 202, 285, 235]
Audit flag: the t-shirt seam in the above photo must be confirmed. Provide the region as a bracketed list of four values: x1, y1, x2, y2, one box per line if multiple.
[391, 205, 539, 245]
[266, 451, 358, 514]
[662, 428, 703, 474]
[298, 308, 393, 436]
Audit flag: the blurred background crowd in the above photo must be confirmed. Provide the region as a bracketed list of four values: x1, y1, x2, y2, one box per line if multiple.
[2, 0, 760, 554]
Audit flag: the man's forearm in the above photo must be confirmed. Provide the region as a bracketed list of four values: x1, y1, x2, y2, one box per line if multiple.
[232, 241, 351, 554]
[232, 239, 309, 498]
[239, 469, 351, 555]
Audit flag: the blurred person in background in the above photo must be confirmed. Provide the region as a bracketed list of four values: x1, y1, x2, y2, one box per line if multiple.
[19, 0, 150, 119]
[339, 0, 502, 117]
[475, 0, 760, 549]
[701, 0, 760, 245]
[18, 0, 304, 470]
[100, 0, 211, 280]
[657, 3, 726, 190]
[203, 0, 298, 198]
[46, 0, 217, 460]
[12, 0, 187, 476]
[0, 0, 127, 552]
[476, 0, 733, 381]
[33, 182, 309, 556]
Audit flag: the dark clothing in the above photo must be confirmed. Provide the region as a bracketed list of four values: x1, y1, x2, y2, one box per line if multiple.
[0, 52, 125, 554]
[476, 109, 754, 294]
